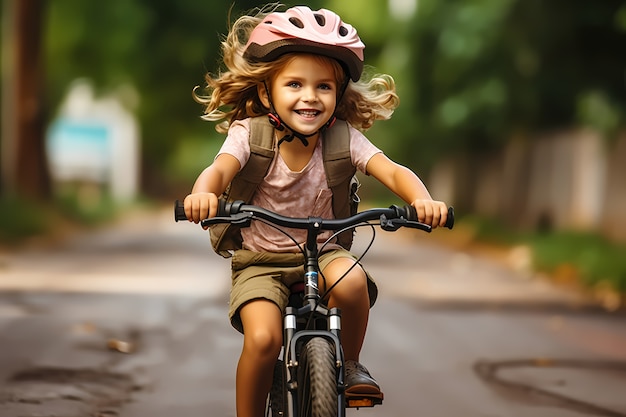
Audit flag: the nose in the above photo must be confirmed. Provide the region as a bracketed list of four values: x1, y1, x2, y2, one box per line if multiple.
[302, 86, 318, 102]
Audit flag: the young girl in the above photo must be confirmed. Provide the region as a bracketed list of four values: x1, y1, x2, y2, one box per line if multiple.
[183, 4, 449, 417]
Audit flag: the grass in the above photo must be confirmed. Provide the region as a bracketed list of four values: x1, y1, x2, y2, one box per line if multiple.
[529, 232, 626, 292]
[0, 187, 150, 247]
[464, 215, 626, 295]
[0, 197, 51, 242]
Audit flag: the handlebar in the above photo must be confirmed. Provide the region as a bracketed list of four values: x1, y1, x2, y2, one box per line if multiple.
[174, 199, 454, 232]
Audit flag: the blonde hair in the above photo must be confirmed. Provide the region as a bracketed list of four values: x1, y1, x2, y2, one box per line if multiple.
[193, 4, 399, 134]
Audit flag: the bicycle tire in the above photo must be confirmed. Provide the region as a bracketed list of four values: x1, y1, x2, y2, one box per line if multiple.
[298, 337, 338, 417]
[268, 359, 285, 417]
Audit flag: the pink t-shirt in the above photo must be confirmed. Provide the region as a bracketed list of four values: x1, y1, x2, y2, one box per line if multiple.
[217, 118, 382, 253]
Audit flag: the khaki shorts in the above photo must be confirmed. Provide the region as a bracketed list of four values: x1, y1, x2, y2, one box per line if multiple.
[228, 248, 378, 333]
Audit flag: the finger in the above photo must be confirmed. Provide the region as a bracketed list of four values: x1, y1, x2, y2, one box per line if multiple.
[422, 203, 434, 227]
[183, 195, 194, 222]
[199, 195, 210, 222]
[430, 204, 442, 229]
[439, 203, 448, 228]
[191, 198, 201, 223]
[413, 202, 425, 224]
[193, 197, 206, 223]
[202, 196, 213, 229]
[208, 193, 219, 219]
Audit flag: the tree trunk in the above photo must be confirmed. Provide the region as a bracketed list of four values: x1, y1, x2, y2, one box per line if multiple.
[1, 0, 50, 200]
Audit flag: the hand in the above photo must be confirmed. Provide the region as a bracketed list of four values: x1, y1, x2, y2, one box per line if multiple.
[411, 199, 448, 229]
[184, 192, 220, 227]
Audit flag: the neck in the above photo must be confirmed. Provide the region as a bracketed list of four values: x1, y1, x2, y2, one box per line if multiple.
[277, 131, 319, 148]
[275, 130, 319, 172]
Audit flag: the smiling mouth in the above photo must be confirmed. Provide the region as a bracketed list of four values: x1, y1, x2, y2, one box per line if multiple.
[295, 110, 320, 117]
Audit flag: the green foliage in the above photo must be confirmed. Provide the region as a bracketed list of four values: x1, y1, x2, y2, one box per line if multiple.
[324, 0, 391, 42]
[406, 0, 516, 162]
[0, 198, 49, 242]
[39, 0, 626, 191]
[42, 1, 334, 189]
[464, 215, 626, 293]
[166, 133, 224, 184]
[53, 185, 119, 225]
[0, 191, 150, 244]
[576, 90, 623, 136]
[404, 0, 626, 168]
[44, 1, 270, 174]
[462, 214, 521, 245]
[530, 232, 626, 292]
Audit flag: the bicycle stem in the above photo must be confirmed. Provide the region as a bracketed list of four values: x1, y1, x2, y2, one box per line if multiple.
[303, 217, 324, 308]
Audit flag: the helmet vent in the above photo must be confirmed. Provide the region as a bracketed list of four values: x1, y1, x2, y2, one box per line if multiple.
[314, 14, 326, 26]
[288, 17, 304, 29]
[338, 26, 348, 36]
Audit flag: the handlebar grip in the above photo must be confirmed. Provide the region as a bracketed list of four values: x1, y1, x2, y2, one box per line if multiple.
[218, 198, 228, 217]
[174, 200, 187, 222]
[402, 205, 418, 221]
[400, 204, 455, 229]
[174, 198, 246, 223]
[445, 207, 455, 229]
[218, 199, 247, 216]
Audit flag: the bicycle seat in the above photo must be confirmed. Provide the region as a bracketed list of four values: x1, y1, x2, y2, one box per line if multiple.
[290, 282, 305, 294]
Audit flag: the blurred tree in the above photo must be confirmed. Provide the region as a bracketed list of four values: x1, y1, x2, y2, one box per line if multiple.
[406, 0, 626, 167]
[43, 1, 325, 197]
[16, 0, 624, 199]
[1, 0, 50, 200]
[503, 0, 625, 135]
[45, 0, 232, 195]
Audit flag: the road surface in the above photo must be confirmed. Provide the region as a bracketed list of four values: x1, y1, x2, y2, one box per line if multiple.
[0, 206, 625, 417]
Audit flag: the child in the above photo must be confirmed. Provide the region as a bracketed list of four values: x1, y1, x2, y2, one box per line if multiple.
[183, 4, 449, 417]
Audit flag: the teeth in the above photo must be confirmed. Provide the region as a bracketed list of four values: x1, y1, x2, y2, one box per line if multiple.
[297, 110, 318, 117]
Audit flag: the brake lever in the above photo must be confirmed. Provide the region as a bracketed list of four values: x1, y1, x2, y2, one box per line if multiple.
[200, 212, 253, 228]
[380, 215, 432, 233]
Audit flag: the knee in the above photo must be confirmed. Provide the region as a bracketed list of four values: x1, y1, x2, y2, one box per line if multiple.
[243, 327, 282, 359]
[325, 260, 369, 304]
[338, 270, 368, 301]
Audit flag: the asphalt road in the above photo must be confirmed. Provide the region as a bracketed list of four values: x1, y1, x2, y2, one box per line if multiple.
[0, 206, 625, 417]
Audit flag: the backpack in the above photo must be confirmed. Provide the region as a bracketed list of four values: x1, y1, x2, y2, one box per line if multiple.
[210, 116, 359, 258]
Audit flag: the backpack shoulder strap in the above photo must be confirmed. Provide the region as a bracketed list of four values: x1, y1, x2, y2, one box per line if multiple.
[322, 120, 358, 250]
[322, 120, 355, 188]
[229, 116, 275, 203]
[210, 116, 276, 257]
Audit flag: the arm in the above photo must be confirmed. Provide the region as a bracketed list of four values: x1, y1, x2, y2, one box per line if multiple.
[365, 153, 448, 228]
[184, 153, 240, 224]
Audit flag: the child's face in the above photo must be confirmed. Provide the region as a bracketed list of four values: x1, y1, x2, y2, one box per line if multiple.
[264, 54, 339, 138]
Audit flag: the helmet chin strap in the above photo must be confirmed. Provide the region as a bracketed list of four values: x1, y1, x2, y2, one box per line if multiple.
[263, 82, 337, 148]
[274, 121, 315, 148]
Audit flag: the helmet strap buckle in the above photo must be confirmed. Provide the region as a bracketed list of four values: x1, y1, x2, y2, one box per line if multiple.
[267, 113, 284, 130]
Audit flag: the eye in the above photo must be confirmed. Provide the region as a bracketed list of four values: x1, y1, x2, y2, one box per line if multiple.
[288, 81, 301, 88]
[319, 83, 333, 91]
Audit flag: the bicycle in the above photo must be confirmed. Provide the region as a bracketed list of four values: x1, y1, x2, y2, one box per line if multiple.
[175, 199, 454, 417]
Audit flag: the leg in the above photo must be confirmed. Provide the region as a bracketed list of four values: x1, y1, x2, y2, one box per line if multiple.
[322, 257, 382, 398]
[236, 299, 283, 417]
[321, 257, 370, 361]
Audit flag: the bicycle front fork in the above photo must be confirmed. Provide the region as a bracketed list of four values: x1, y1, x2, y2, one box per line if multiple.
[282, 306, 346, 417]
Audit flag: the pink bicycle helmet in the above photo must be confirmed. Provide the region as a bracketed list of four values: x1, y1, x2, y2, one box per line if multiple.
[244, 6, 365, 81]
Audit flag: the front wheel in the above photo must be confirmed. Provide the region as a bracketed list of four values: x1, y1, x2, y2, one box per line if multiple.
[268, 359, 285, 417]
[298, 337, 339, 417]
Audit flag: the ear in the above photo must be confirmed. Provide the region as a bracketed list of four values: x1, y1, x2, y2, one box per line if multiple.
[257, 83, 271, 109]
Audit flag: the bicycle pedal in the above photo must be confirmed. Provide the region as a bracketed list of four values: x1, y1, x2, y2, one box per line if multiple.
[346, 392, 384, 408]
